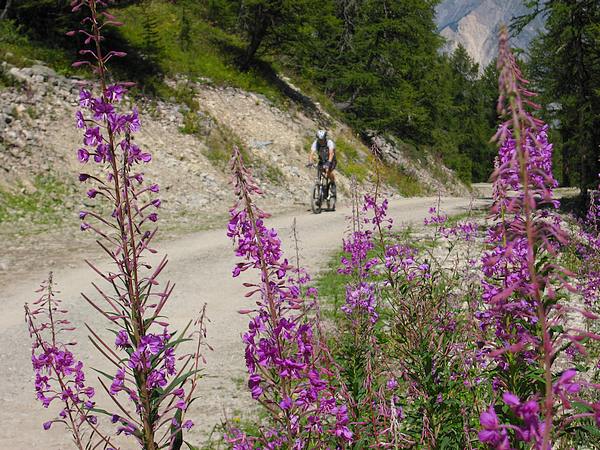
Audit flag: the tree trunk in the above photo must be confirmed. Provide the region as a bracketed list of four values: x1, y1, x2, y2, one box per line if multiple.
[1, 0, 13, 20]
[240, 23, 267, 71]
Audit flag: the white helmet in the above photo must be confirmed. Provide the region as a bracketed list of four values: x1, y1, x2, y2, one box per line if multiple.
[316, 129, 327, 140]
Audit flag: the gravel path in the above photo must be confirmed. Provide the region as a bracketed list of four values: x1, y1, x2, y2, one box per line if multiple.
[0, 196, 484, 449]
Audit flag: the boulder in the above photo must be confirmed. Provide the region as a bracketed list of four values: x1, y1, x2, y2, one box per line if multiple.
[7, 67, 28, 84]
[30, 64, 58, 80]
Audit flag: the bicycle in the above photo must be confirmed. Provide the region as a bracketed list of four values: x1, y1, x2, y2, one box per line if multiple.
[308, 163, 336, 214]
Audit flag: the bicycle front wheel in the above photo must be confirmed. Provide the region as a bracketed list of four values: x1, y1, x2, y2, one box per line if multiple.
[311, 185, 322, 214]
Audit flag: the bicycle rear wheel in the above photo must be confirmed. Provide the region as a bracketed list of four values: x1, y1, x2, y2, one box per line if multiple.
[326, 182, 336, 211]
[327, 195, 336, 211]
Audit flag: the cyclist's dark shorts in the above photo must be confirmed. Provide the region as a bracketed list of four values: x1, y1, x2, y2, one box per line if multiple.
[318, 155, 337, 171]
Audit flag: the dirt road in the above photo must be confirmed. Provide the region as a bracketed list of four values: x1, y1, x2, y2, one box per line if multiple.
[0, 196, 484, 449]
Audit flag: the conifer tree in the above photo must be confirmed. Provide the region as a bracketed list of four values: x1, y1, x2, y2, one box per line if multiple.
[522, 0, 600, 199]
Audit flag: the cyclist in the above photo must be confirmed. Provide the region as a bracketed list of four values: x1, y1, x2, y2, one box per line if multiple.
[308, 129, 337, 200]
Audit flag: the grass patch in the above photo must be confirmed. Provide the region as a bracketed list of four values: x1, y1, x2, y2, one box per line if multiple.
[315, 252, 348, 321]
[115, 0, 284, 103]
[200, 116, 283, 184]
[0, 63, 20, 89]
[202, 120, 249, 167]
[378, 161, 422, 196]
[261, 164, 285, 185]
[335, 136, 369, 182]
[171, 82, 200, 112]
[274, 64, 344, 121]
[0, 20, 81, 76]
[334, 134, 424, 195]
[0, 175, 74, 225]
[180, 110, 205, 135]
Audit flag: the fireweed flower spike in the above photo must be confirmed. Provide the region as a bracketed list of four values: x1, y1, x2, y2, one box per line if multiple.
[337, 184, 399, 445]
[360, 174, 480, 447]
[226, 146, 352, 448]
[25, 273, 114, 450]
[25, 2, 206, 449]
[477, 26, 600, 448]
[576, 188, 600, 307]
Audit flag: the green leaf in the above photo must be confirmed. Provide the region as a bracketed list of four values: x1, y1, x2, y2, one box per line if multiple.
[91, 367, 116, 381]
[171, 409, 183, 450]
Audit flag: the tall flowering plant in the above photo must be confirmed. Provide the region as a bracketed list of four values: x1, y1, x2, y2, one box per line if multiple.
[25, 273, 114, 450]
[225, 146, 352, 448]
[355, 177, 483, 448]
[26, 2, 207, 449]
[477, 27, 600, 449]
[332, 184, 397, 447]
[576, 188, 600, 307]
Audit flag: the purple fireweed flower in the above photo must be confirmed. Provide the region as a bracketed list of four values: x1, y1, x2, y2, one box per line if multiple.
[131, 173, 144, 184]
[341, 282, 378, 324]
[477, 27, 600, 448]
[114, 330, 129, 349]
[363, 194, 393, 230]
[91, 97, 114, 120]
[109, 367, 126, 395]
[75, 111, 86, 129]
[424, 206, 448, 226]
[79, 89, 92, 107]
[25, 274, 101, 446]
[577, 188, 600, 306]
[57, 2, 205, 449]
[337, 190, 422, 444]
[126, 107, 141, 133]
[386, 378, 398, 390]
[77, 148, 90, 163]
[477, 28, 564, 368]
[479, 407, 510, 448]
[83, 126, 102, 146]
[227, 146, 352, 447]
[105, 84, 126, 103]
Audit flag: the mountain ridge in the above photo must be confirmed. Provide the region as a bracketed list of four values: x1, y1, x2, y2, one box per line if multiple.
[436, 0, 546, 68]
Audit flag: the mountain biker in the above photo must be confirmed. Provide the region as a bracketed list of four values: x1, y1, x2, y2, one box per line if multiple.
[308, 129, 337, 200]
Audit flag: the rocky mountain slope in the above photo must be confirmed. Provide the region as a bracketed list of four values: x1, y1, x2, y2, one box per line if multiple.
[0, 58, 468, 240]
[436, 0, 546, 68]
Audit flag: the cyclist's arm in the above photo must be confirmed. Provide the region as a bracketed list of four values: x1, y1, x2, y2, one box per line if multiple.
[327, 140, 335, 165]
[308, 140, 317, 163]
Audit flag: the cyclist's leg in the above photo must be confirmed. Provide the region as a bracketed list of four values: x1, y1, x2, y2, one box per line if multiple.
[328, 159, 337, 198]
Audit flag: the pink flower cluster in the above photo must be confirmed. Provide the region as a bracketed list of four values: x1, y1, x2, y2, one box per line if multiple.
[24, 2, 204, 449]
[477, 26, 600, 449]
[226, 146, 352, 448]
[25, 275, 106, 447]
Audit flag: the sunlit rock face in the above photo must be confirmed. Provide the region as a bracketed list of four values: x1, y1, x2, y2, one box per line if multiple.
[436, 0, 546, 69]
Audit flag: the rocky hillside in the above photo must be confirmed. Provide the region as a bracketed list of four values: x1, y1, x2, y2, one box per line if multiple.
[436, 0, 546, 68]
[0, 58, 469, 234]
